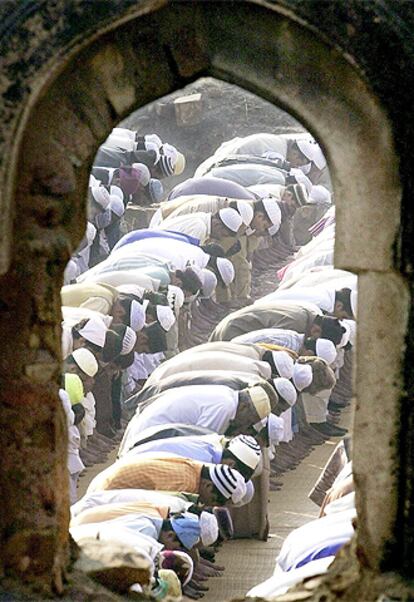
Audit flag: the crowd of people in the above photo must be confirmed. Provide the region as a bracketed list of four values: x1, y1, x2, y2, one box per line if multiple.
[60, 127, 356, 599]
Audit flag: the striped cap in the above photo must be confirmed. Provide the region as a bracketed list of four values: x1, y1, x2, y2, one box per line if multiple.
[208, 464, 246, 504]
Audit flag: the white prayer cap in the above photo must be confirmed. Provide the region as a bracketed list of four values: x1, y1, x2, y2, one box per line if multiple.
[121, 326, 137, 355]
[227, 435, 261, 470]
[340, 319, 356, 347]
[271, 350, 294, 379]
[156, 305, 176, 332]
[218, 207, 243, 233]
[216, 258, 235, 286]
[145, 133, 163, 149]
[232, 479, 255, 507]
[273, 377, 297, 406]
[267, 413, 285, 446]
[262, 197, 282, 229]
[109, 195, 125, 217]
[109, 185, 124, 202]
[77, 316, 107, 348]
[129, 299, 148, 332]
[167, 285, 185, 314]
[315, 338, 337, 365]
[248, 385, 272, 420]
[208, 464, 247, 504]
[91, 185, 111, 209]
[200, 269, 217, 298]
[131, 163, 151, 187]
[86, 221, 97, 245]
[292, 362, 313, 391]
[72, 348, 98, 377]
[199, 511, 219, 547]
[289, 168, 313, 194]
[159, 143, 183, 177]
[350, 290, 357, 319]
[308, 185, 332, 205]
[236, 201, 254, 226]
[296, 137, 326, 170]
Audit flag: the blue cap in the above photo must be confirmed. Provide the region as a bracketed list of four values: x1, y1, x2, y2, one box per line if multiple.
[170, 512, 201, 550]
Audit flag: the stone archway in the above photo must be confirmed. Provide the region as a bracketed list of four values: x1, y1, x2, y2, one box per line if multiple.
[0, 1, 409, 598]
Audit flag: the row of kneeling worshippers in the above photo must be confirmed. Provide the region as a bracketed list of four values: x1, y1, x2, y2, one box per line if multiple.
[61, 127, 355, 599]
[64, 129, 186, 283]
[248, 439, 354, 599]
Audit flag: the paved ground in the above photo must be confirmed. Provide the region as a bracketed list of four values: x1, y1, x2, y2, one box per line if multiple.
[196, 435, 344, 602]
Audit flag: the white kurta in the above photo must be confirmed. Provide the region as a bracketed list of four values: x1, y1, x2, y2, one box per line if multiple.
[107, 238, 210, 272]
[119, 384, 239, 456]
[257, 286, 336, 314]
[143, 351, 272, 389]
[157, 212, 212, 244]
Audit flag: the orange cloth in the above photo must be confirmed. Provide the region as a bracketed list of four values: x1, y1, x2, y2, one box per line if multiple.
[87, 453, 203, 494]
[71, 500, 169, 527]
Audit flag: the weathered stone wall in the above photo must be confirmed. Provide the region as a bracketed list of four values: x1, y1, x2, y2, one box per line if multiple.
[0, 1, 413, 598]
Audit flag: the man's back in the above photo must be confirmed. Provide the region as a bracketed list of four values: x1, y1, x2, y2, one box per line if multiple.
[210, 301, 320, 341]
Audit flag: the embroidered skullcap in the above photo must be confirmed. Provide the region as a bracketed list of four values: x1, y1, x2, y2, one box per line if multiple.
[271, 350, 294, 379]
[216, 257, 235, 286]
[236, 201, 254, 226]
[218, 207, 243, 233]
[121, 326, 137, 355]
[78, 316, 107, 347]
[91, 186, 111, 209]
[273, 377, 297, 406]
[208, 464, 247, 504]
[156, 305, 176, 332]
[292, 362, 313, 391]
[227, 435, 261, 470]
[71, 348, 98, 377]
[199, 511, 219, 547]
[248, 385, 272, 419]
[315, 338, 337, 364]
[170, 512, 201, 550]
[167, 285, 185, 314]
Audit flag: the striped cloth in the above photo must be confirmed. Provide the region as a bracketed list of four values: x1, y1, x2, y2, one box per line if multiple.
[71, 500, 169, 527]
[87, 453, 203, 494]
